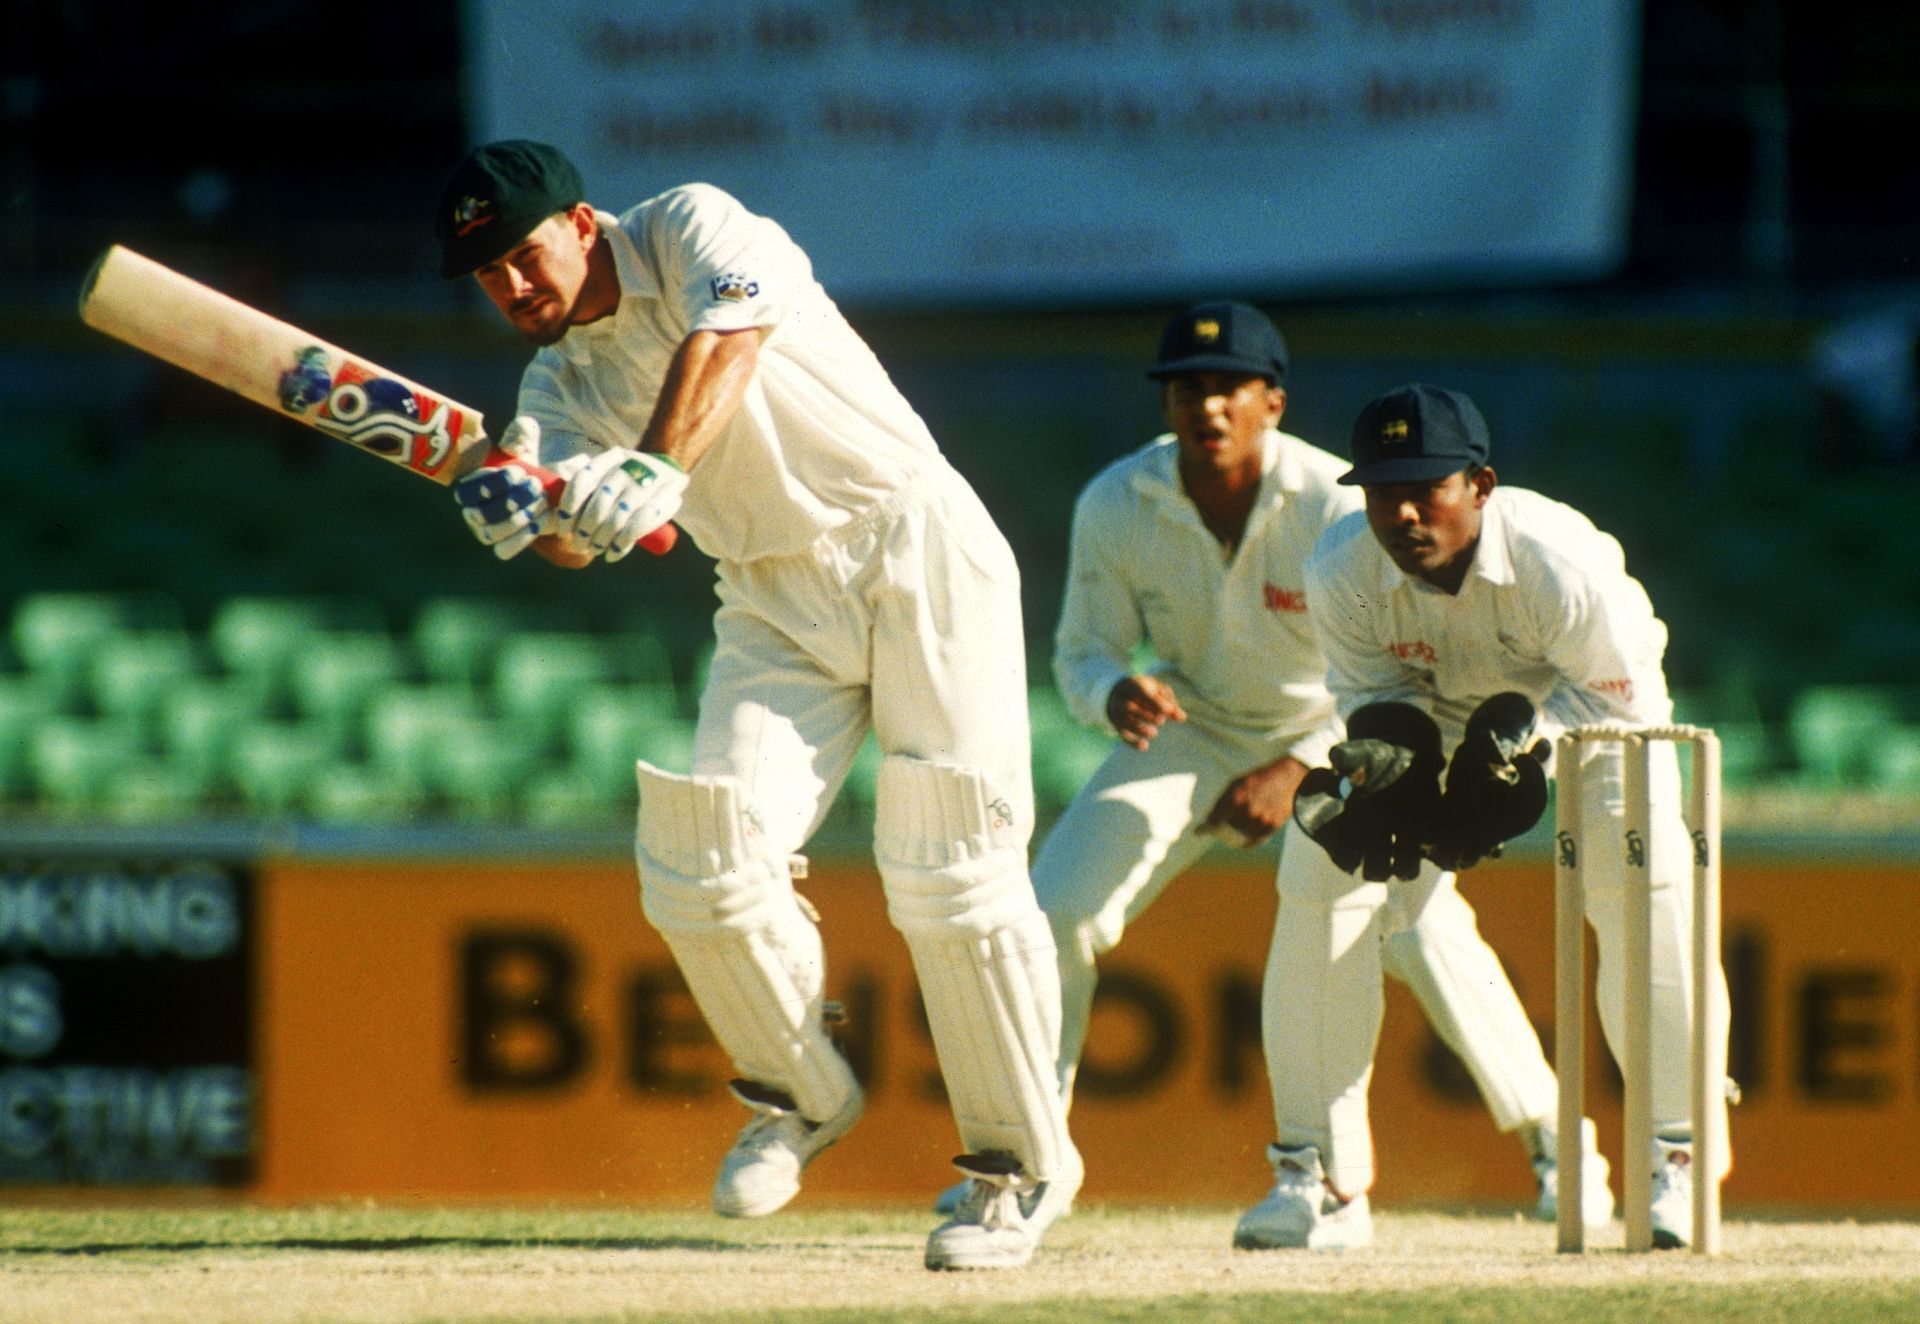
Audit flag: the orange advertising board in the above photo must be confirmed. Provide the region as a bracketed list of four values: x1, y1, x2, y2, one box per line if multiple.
[252, 851, 1920, 1211]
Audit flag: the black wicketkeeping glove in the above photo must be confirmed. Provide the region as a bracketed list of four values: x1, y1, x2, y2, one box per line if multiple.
[1429, 691, 1551, 871]
[1293, 702, 1446, 882]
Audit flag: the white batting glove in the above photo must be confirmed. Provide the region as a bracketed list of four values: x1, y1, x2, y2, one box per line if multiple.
[553, 447, 687, 563]
[451, 416, 553, 561]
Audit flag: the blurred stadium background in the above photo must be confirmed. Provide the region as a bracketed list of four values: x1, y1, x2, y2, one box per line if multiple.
[1, 2, 1916, 1215]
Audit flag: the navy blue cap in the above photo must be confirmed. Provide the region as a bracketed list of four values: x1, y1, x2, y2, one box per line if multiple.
[1147, 302, 1288, 385]
[434, 140, 587, 279]
[1340, 384, 1491, 486]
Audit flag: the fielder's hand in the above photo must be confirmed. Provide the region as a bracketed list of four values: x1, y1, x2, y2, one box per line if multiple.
[553, 447, 688, 563]
[1292, 702, 1445, 882]
[452, 416, 552, 560]
[1106, 674, 1187, 751]
[1202, 757, 1308, 849]
[1428, 691, 1550, 871]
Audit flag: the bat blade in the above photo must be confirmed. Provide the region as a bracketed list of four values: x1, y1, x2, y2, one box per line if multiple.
[80, 245, 485, 484]
[78, 244, 675, 553]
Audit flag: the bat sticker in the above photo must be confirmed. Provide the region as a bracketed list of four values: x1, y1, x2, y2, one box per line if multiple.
[277, 344, 464, 474]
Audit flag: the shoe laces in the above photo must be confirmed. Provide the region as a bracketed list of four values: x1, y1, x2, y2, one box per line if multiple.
[1273, 1155, 1325, 1198]
[951, 1176, 1025, 1231]
[732, 1105, 810, 1159]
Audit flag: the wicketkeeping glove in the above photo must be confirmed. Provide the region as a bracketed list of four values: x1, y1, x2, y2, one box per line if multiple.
[1428, 691, 1551, 871]
[553, 447, 688, 563]
[452, 416, 553, 561]
[1292, 702, 1446, 882]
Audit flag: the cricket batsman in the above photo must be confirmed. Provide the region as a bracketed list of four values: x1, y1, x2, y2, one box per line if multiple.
[432, 140, 1077, 1271]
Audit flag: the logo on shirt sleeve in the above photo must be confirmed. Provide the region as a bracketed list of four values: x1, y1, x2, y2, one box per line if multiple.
[1263, 584, 1307, 613]
[709, 271, 760, 303]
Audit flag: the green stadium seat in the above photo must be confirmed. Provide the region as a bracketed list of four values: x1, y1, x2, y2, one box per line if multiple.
[288, 633, 408, 752]
[494, 633, 617, 753]
[304, 763, 421, 825]
[411, 597, 589, 688]
[228, 721, 344, 818]
[101, 762, 217, 823]
[0, 676, 56, 798]
[11, 592, 186, 708]
[29, 717, 148, 814]
[365, 685, 484, 791]
[565, 683, 683, 793]
[1787, 686, 1915, 787]
[1867, 727, 1920, 793]
[209, 596, 387, 707]
[89, 632, 202, 740]
[364, 685, 546, 817]
[160, 678, 272, 795]
[435, 727, 547, 819]
[606, 607, 687, 693]
[520, 767, 628, 829]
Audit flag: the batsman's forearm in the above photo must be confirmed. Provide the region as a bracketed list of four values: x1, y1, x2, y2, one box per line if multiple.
[640, 327, 764, 470]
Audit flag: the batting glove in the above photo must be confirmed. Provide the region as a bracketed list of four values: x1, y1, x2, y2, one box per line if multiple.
[553, 447, 688, 563]
[452, 416, 553, 561]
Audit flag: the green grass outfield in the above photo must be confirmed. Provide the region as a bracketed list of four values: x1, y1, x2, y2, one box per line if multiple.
[3, 1204, 1917, 1323]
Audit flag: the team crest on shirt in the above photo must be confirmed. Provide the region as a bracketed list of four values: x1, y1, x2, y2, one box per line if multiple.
[710, 271, 760, 303]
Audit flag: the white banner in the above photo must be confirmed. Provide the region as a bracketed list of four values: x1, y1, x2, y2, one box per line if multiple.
[469, 0, 1639, 304]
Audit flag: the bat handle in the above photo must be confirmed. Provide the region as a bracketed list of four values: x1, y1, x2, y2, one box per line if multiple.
[482, 450, 678, 556]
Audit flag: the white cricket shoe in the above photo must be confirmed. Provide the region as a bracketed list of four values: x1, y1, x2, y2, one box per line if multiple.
[924, 1145, 1083, 1271]
[1649, 1135, 1694, 1250]
[711, 1078, 864, 1218]
[1233, 1144, 1374, 1251]
[933, 1166, 1080, 1218]
[1528, 1118, 1616, 1227]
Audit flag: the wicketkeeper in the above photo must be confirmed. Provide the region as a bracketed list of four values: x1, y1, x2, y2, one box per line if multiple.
[1288, 383, 1734, 1250]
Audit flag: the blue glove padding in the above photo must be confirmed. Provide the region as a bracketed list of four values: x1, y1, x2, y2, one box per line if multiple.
[553, 448, 687, 563]
[451, 417, 553, 561]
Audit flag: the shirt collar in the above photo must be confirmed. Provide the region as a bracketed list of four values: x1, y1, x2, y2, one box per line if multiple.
[556, 209, 659, 365]
[597, 207, 658, 300]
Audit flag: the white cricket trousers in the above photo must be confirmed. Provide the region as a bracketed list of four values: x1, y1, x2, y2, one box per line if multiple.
[695, 465, 1034, 838]
[1035, 701, 1558, 1185]
[651, 463, 1069, 1179]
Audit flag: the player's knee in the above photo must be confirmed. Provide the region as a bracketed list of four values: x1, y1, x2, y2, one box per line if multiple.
[872, 754, 1036, 939]
[634, 760, 792, 933]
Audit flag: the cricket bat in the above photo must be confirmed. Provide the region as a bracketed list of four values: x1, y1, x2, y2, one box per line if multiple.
[77, 244, 676, 556]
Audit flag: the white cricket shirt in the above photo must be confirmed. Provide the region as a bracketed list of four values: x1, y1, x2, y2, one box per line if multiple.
[1052, 430, 1358, 756]
[1303, 485, 1673, 748]
[517, 185, 941, 563]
